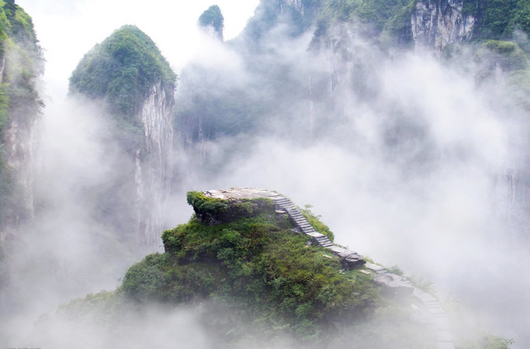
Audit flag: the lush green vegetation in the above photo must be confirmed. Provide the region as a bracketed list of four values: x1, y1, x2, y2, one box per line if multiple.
[464, 0, 530, 39]
[186, 191, 229, 214]
[243, 0, 324, 41]
[127, 212, 383, 342]
[312, 0, 415, 46]
[478, 40, 529, 70]
[53, 192, 513, 347]
[199, 5, 224, 39]
[69, 25, 176, 130]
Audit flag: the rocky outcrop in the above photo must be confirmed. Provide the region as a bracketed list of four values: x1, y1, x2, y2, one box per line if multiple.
[196, 188, 366, 269]
[412, 0, 475, 51]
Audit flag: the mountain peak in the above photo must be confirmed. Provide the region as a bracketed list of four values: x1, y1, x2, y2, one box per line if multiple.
[198, 5, 224, 40]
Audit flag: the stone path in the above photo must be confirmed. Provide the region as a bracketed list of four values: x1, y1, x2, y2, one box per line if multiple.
[201, 188, 454, 348]
[365, 263, 456, 349]
[271, 195, 365, 269]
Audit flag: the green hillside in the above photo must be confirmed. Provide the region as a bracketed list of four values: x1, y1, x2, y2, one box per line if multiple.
[69, 25, 176, 130]
[49, 191, 512, 348]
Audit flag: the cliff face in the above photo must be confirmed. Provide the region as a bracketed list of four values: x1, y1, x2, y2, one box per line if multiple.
[69, 25, 176, 248]
[0, 1, 43, 249]
[0, 0, 43, 321]
[412, 0, 475, 51]
[135, 82, 174, 247]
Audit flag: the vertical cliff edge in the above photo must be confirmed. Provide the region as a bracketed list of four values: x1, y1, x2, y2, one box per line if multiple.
[69, 25, 177, 248]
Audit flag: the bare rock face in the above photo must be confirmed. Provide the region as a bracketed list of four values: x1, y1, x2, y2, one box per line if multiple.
[373, 272, 414, 297]
[412, 0, 475, 51]
[3, 115, 40, 223]
[135, 82, 174, 247]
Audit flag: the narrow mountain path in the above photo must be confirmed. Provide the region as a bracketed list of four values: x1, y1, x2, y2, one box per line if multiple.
[271, 194, 365, 268]
[365, 263, 456, 349]
[202, 188, 455, 348]
[273, 193, 455, 349]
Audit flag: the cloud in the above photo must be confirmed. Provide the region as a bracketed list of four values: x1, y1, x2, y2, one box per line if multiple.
[3, 2, 530, 347]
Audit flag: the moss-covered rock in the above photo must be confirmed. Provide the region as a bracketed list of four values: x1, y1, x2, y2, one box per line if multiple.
[187, 191, 276, 225]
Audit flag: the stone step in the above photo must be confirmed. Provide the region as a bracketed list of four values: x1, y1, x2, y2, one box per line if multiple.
[297, 222, 312, 226]
[315, 238, 331, 244]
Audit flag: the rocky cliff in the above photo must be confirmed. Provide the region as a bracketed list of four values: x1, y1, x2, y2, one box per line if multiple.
[0, 0, 43, 255]
[69, 25, 176, 248]
[412, 0, 475, 51]
[0, 0, 44, 321]
[135, 81, 174, 247]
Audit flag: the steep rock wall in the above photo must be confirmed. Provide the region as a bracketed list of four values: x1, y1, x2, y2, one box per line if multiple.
[69, 25, 177, 250]
[135, 82, 174, 247]
[412, 0, 475, 51]
[2, 115, 40, 225]
[0, 3, 43, 246]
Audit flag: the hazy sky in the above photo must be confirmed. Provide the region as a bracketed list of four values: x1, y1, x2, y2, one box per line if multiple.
[16, 0, 259, 98]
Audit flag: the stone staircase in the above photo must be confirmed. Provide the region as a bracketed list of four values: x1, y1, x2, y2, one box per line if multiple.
[271, 195, 365, 268]
[199, 188, 454, 348]
[275, 194, 455, 348]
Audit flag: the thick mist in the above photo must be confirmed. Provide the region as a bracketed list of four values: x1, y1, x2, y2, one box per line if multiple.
[170, 23, 530, 347]
[2, 4, 530, 349]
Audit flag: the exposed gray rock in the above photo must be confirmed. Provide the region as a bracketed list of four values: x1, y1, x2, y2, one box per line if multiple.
[412, 0, 475, 52]
[373, 273, 414, 296]
[135, 82, 175, 247]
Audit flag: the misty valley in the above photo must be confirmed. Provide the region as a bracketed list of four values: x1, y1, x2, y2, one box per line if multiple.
[1, 0, 530, 348]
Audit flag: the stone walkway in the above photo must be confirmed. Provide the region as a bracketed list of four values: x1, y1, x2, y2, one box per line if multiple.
[365, 263, 456, 349]
[271, 195, 366, 269]
[201, 188, 454, 348]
